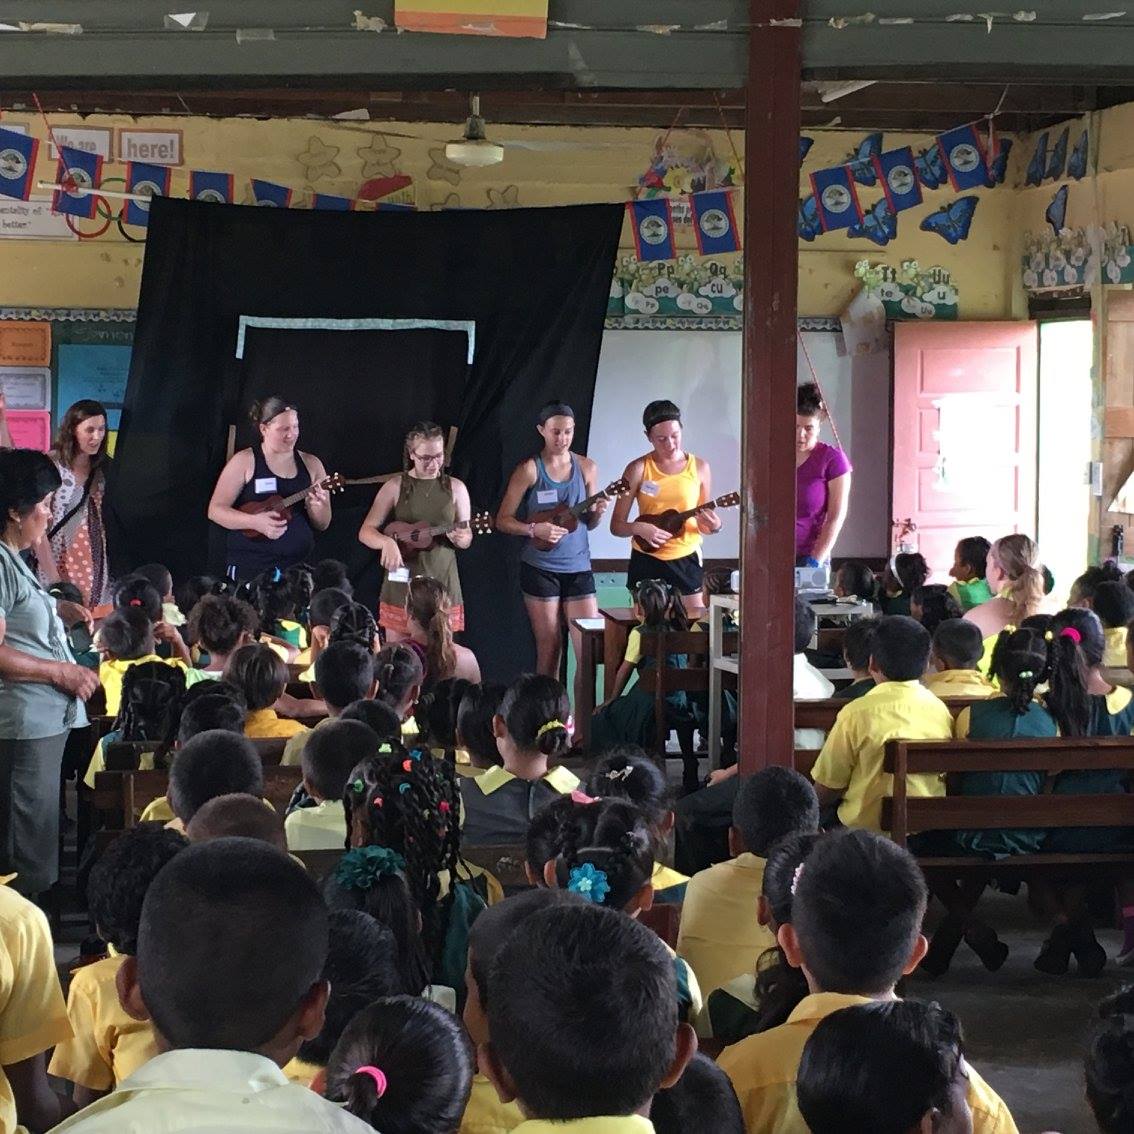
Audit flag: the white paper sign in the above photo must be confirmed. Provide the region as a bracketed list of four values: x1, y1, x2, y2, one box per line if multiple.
[118, 129, 182, 166]
[536, 489, 558, 505]
[0, 367, 50, 409]
[640, 481, 660, 497]
[253, 477, 278, 494]
[388, 567, 410, 584]
[0, 196, 77, 241]
[47, 127, 112, 160]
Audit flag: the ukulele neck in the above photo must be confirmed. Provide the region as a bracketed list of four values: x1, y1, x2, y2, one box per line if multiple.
[568, 491, 606, 519]
[276, 481, 322, 510]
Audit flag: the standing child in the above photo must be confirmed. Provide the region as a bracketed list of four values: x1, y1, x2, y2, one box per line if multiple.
[479, 902, 696, 1132]
[948, 536, 994, 612]
[878, 553, 929, 617]
[924, 619, 997, 699]
[50, 827, 187, 1104]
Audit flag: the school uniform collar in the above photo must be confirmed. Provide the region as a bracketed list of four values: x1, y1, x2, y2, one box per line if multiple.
[786, 992, 878, 1025]
[245, 708, 281, 728]
[930, 669, 995, 689]
[476, 763, 579, 796]
[863, 680, 923, 696]
[514, 1116, 656, 1134]
[114, 1048, 291, 1094]
[1105, 685, 1133, 715]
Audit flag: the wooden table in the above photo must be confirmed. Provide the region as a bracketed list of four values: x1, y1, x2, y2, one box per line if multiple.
[571, 616, 605, 750]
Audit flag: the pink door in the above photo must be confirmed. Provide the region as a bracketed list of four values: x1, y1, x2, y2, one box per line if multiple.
[892, 322, 1038, 579]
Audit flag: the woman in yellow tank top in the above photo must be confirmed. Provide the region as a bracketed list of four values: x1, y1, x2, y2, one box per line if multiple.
[610, 399, 721, 615]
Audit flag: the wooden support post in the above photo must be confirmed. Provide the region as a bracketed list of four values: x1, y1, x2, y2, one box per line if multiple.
[739, 0, 801, 770]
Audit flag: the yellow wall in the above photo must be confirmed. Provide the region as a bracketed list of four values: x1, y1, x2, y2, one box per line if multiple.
[0, 111, 1018, 319]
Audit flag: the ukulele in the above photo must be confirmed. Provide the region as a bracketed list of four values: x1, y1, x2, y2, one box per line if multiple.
[633, 491, 742, 553]
[527, 478, 630, 552]
[238, 473, 345, 540]
[384, 511, 495, 559]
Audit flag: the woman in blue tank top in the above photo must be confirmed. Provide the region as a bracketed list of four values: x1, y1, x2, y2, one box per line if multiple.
[207, 395, 332, 582]
[497, 402, 611, 709]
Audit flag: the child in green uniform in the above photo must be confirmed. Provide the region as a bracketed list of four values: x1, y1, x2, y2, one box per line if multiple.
[947, 536, 994, 613]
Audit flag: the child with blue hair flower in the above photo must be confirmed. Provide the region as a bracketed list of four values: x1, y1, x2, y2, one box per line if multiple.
[535, 795, 703, 1025]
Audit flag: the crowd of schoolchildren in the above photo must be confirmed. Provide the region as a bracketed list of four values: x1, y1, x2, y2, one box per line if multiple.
[2, 534, 1134, 1132]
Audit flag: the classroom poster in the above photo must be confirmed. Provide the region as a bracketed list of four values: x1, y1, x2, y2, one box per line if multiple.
[0, 323, 50, 366]
[7, 410, 50, 451]
[56, 343, 131, 430]
[0, 367, 50, 409]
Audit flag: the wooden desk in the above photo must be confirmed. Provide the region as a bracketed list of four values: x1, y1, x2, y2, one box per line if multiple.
[571, 617, 605, 749]
[599, 607, 638, 701]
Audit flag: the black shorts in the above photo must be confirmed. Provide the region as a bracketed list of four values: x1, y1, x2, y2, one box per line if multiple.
[520, 562, 596, 602]
[627, 549, 704, 598]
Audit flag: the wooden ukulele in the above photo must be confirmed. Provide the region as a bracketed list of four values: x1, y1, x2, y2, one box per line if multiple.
[528, 477, 630, 552]
[633, 491, 741, 553]
[238, 473, 344, 540]
[384, 511, 494, 558]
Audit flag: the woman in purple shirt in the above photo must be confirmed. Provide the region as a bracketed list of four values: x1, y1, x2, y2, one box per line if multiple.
[796, 383, 852, 566]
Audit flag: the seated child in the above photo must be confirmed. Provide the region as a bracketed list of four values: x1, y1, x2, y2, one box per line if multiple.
[524, 794, 578, 887]
[1069, 562, 1123, 609]
[97, 607, 190, 716]
[677, 768, 818, 1003]
[186, 793, 287, 851]
[460, 673, 579, 846]
[924, 618, 997, 698]
[586, 748, 688, 902]
[415, 676, 475, 759]
[948, 536, 994, 612]
[282, 641, 378, 766]
[455, 680, 508, 777]
[832, 562, 877, 604]
[650, 1052, 745, 1134]
[834, 617, 878, 701]
[325, 997, 474, 1134]
[311, 558, 353, 598]
[250, 565, 313, 650]
[112, 576, 191, 665]
[286, 719, 376, 851]
[185, 593, 258, 675]
[544, 796, 703, 1024]
[878, 553, 929, 617]
[463, 890, 579, 1134]
[141, 729, 264, 828]
[1093, 581, 1134, 669]
[1086, 986, 1134, 1134]
[223, 643, 309, 739]
[717, 829, 1017, 1134]
[294, 587, 352, 676]
[132, 563, 183, 629]
[910, 583, 962, 635]
[373, 643, 425, 738]
[797, 999, 973, 1134]
[176, 683, 246, 743]
[811, 616, 954, 832]
[339, 699, 403, 741]
[50, 826, 187, 1104]
[792, 595, 835, 749]
[480, 902, 696, 1131]
[328, 601, 381, 653]
[285, 910, 401, 1089]
[51, 838, 375, 1134]
[706, 832, 819, 1045]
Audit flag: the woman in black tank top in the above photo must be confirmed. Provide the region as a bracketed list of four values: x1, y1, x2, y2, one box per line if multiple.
[207, 396, 332, 581]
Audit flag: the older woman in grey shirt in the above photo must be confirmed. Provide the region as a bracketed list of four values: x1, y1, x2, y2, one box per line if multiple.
[0, 450, 98, 894]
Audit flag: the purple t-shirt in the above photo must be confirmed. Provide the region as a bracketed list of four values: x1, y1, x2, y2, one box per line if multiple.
[796, 442, 852, 557]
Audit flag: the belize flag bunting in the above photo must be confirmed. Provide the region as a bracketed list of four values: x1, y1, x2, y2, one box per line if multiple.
[872, 146, 922, 213]
[189, 170, 233, 204]
[808, 165, 862, 232]
[691, 189, 741, 255]
[628, 198, 676, 262]
[312, 193, 353, 211]
[0, 127, 38, 201]
[125, 161, 170, 227]
[52, 144, 102, 219]
[936, 123, 990, 192]
[251, 178, 292, 208]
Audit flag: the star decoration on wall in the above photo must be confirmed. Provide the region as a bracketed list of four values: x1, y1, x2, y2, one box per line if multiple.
[486, 185, 520, 209]
[357, 135, 402, 179]
[427, 148, 462, 186]
[296, 136, 341, 181]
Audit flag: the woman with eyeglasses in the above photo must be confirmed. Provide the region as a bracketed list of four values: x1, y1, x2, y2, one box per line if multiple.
[358, 421, 472, 642]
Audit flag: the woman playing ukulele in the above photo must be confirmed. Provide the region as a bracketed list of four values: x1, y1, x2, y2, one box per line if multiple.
[497, 402, 609, 703]
[358, 421, 472, 641]
[610, 399, 721, 616]
[208, 396, 332, 583]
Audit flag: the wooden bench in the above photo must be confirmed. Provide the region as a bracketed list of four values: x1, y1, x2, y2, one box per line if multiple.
[793, 696, 981, 735]
[292, 848, 344, 881]
[102, 736, 287, 771]
[463, 843, 529, 892]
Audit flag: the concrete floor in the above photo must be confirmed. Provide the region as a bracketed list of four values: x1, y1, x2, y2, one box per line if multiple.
[911, 889, 1126, 1134]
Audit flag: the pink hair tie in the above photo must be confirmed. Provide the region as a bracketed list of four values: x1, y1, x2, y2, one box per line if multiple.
[570, 790, 598, 805]
[355, 1065, 387, 1099]
[128, 598, 143, 608]
[1059, 627, 1082, 644]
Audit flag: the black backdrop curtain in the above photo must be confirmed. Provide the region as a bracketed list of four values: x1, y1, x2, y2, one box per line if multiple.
[106, 197, 623, 680]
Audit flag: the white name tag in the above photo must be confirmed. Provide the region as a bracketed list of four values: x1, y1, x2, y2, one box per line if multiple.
[640, 481, 660, 497]
[388, 567, 410, 584]
[536, 489, 558, 505]
[254, 477, 278, 494]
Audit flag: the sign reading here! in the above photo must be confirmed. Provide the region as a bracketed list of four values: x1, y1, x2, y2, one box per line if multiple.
[118, 130, 183, 167]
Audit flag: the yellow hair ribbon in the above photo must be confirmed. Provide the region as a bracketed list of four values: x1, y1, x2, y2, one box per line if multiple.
[536, 719, 566, 739]
[1003, 625, 1017, 635]
[1044, 630, 1054, 642]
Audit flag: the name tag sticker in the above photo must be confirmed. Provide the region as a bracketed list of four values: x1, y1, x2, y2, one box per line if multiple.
[254, 477, 278, 494]
[388, 567, 410, 584]
[640, 481, 660, 497]
[536, 489, 558, 505]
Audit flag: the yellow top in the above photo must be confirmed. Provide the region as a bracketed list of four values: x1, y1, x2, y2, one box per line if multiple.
[49, 954, 158, 1091]
[281, 727, 311, 767]
[99, 655, 189, 717]
[459, 1072, 525, 1134]
[138, 796, 177, 824]
[284, 800, 346, 851]
[719, 992, 1019, 1134]
[1105, 626, 1129, 668]
[923, 668, 998, 699]
[513, 1120, 655, 1134]
[0, 882, 73, 1133]
[472, 764, 580, 797]
[83, 733, 162, 790]
[244, 708, 309, 739]
[636, 452, 701, 561]
[675, 853, 773, 1005]
[281, 1056, 322, 1088]
[651, 862, 689, 894]
[811, 681, 954, 832]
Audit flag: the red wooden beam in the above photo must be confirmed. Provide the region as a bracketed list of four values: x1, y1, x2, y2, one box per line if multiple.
[740, 0, 801, 770]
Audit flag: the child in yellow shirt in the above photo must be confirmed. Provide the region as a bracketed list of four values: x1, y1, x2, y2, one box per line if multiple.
[97, 607, 191, 716]
[223, 642, 309, 739]
[924, 619, 998, 699]
[718, 829, 1019, 1134]
[50, 826, 186, 1105]
[811, 616, 954, 832]
[479, 900, 696, 1134]
[1093, 581, 1134, 669]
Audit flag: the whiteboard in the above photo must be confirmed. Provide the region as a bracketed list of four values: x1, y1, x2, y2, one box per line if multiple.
[587, 329, 890, 560]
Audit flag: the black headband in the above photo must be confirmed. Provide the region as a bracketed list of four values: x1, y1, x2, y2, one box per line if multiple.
[539, 402, 575, 424]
